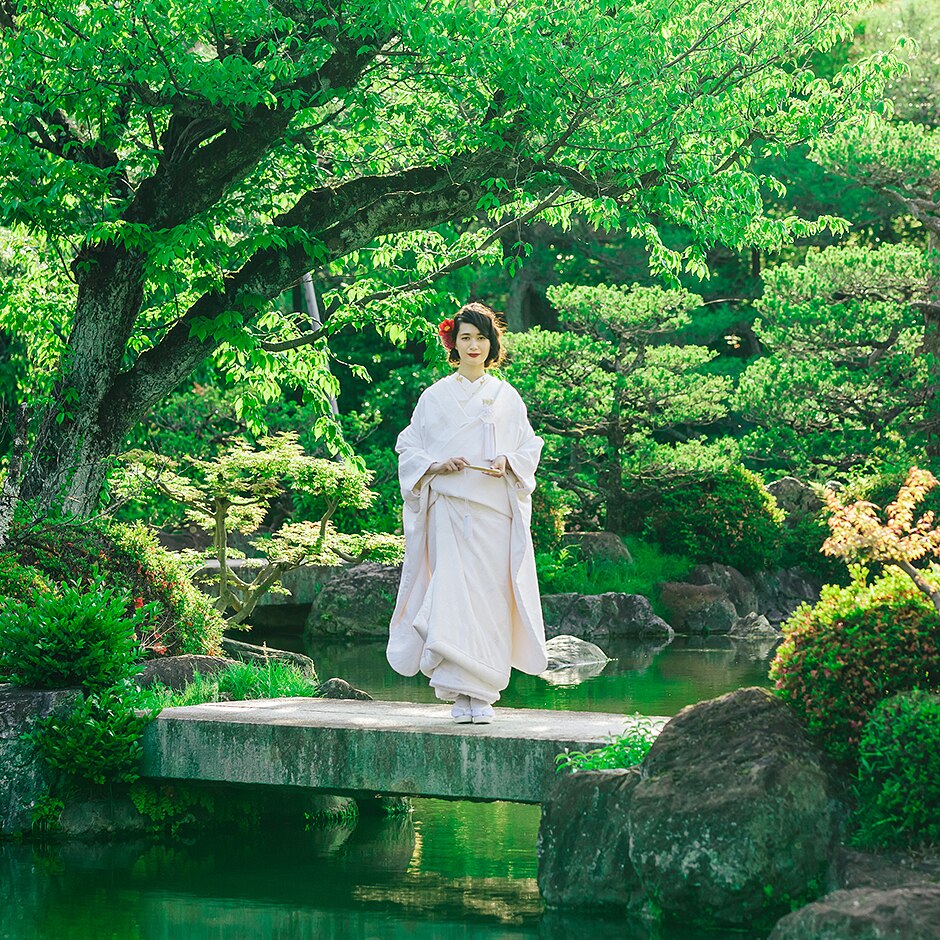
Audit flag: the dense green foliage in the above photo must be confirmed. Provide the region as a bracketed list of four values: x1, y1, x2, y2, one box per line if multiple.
[25, 680, 156, 786]
[0, 574, 146, 690]
[0, 0, 902, 521]
[536, 538, 694, 605]
[853, 690, 940, 849]
[556, 715, 662, 772]
[0, 551, 51, 602]
[737, 244, 934, 474]
[504, 283, 732, 532]
[6, 518, 225, 656]
[625, 463, 785, 574]
[138, 661, 321, 710]
[771, 567, 940, 764]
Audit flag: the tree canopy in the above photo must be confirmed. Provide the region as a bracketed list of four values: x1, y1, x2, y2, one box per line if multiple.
[0, 0, 900, 519]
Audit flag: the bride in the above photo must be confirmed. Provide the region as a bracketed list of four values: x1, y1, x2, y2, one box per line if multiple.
[386, 302, 547, 724]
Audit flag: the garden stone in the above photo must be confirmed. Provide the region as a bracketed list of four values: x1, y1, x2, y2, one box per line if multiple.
[768, 884, 940, 940]
[305, 562, 401, 637]
[538, 768, 645, 910]
[57, 798, 150, 839]
[656, 581, 739, 634]
[687, 563, 759, 616]
[137, 654, 236, 691]
[1, 685, 80, 836]
[629, 687, 845, 929]
[754, 567, 822, 627]
[543, 635, 609, 669]
[541, 593, 673, 641]
[540, 635, 610, 686]
[562, 531, 634, 564]
[317, 677, 373, 700]
[729, 611, 780, 639]
[830, 847, 940, 891]
[767, 477, 824, 525]
[221, 638, 317, 677]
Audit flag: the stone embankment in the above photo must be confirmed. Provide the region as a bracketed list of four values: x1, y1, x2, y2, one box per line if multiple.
[536, 685, 940, 937]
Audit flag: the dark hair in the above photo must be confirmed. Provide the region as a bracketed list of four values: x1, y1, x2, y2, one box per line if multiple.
[448, 302, 505, 368]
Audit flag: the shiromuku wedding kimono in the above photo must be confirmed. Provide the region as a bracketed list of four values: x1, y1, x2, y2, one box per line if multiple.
[387, 371, 548, 704]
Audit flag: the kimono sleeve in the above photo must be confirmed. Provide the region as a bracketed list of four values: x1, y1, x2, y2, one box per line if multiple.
[395, 392, 435, 507]
[502, 388, 543, 496]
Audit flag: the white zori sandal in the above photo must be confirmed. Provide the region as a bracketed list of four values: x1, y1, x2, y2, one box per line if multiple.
[451, 694, 472, 724]
[469, 698, 495, 724]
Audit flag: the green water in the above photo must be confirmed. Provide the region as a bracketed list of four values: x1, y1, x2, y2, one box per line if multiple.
[1, 637, 778, 940]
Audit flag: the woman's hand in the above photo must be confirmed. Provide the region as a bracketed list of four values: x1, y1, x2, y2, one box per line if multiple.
[487, 455, 508, 477]
[429, 457, 469, 474]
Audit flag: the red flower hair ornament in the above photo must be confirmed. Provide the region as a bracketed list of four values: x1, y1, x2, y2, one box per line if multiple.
[438, 318, 456, 350]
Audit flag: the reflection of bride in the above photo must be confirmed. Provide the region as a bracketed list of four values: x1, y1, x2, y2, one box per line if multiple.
[387, 303, 548, 724]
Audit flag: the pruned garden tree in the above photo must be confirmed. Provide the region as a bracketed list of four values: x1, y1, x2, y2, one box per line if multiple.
[503, 283, 731, 532]
[811, 117, 940, 450]
[119, 431, 402, 624]
[823, 465, 940, 615]
[0, 0, 902, 531]
[736, 242, 937, 474]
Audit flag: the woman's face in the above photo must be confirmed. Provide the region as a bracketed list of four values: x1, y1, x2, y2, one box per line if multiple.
[455, 322, 490, 365]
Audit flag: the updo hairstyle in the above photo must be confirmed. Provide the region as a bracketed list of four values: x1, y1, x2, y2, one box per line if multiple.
[448, 302, 506, 368]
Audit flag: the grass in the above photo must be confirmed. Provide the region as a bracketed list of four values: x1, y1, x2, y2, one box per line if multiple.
[535, 535, 694, 613]
[555, 714, 664, 773]
[138, 660, 321, 710]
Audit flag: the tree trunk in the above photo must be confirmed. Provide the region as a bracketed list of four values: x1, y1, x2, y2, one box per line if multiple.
[923, 230, 940, 457]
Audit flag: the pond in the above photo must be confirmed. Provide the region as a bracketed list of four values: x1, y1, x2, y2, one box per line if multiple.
[1, 637, 779, 940]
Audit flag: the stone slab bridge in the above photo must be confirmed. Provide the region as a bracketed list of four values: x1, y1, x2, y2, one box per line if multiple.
[139, 698, 667, 804]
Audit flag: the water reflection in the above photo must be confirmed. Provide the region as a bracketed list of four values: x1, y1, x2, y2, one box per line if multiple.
[0, 798, 772, 940]
[263, 635, 777, 717]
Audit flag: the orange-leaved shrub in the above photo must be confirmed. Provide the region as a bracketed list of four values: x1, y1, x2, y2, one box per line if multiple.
[770, 566, 940, 765]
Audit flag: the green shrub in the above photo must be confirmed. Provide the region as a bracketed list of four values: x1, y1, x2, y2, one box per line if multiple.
[530, 482, 572, 554]
[138, 660, 321, 710]
[8, 518, 224, 657]
[0, 552, 52, 602]
[777, 509, 846, 583]
[0, 574, 147, 691]
[627, 465, 785, 574]
[770, 566, 940, 764]
[25, 680, 156, 786]
[853, 690, 940, 849]
[556, 715, 662, 772]
[536, 536, 694, 612]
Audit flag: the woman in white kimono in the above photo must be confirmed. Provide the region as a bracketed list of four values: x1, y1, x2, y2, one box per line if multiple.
[387, 303, 548, 724]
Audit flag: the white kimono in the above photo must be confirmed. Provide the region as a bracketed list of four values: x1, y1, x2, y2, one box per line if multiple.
[387, 372, 548, 704]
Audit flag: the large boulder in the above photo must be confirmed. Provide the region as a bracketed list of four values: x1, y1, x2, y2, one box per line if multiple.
[768, 884, 940, 940]
[766, 477, 824, 525]
[1, 685, 80, 836]
[686, 563, 759, 617]
[729, 611, 780, 640]
[753, 567, 822, 627]
[656, 582, 739, 634]
[541, 593, 674, 641]
[137, 654, 236, 691]
[305, 562, 401, 637]
[540, 635, 610, 686]
[562, 531, 634, 564]
[629, 687, 845, 929]
[221, 638, 317, 677]
[830, 847, 940, 892]
[538, 768, 645, 910]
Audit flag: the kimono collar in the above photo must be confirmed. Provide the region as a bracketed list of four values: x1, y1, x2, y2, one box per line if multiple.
[452, 371, 493, 399]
